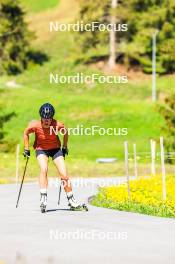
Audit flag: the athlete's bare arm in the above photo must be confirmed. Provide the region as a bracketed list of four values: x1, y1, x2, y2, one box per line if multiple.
[23, 122, 35, 150]
[63, 128, 68, 147]
[23, 129, 30, 150]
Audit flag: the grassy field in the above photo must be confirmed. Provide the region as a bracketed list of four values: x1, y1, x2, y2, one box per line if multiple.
[0, 0, 174, 181]
[20, 0, 60, 13]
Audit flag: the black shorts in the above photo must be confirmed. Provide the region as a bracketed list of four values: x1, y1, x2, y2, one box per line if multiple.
[35, 148, 63, 160]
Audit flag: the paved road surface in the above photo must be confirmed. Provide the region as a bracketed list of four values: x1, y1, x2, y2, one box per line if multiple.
[0, 177, 175, 264]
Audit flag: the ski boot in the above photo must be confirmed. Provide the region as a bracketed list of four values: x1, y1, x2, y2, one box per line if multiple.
[40, 193, 47, 213]
[68, 195, 88, 211]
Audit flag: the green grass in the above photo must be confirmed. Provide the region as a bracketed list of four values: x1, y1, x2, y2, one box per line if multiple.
[91, 196, 175, 218]
[20, 0, 59, 12]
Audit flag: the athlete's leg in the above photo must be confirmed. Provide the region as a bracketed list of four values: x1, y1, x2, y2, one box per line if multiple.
[53, 155, 72, 193]
[53, 155, 83, 208]
[36, 154, 49, 211]
[37, 154, 49, 189]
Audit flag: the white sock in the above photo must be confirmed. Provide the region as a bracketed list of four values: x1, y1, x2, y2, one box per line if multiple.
[40, 188, 47, 194]
[66, 191, 73, 199]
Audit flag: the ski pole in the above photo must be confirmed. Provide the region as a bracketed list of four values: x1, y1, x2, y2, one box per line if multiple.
[58, 182, 62, 205]
[16, 157, 29, 208]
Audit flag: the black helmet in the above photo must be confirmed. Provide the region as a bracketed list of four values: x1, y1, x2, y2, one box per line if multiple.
[39, 103, 55, 119]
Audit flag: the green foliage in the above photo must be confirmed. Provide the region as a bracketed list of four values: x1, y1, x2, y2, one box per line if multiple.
[0, 0, 33, 75]
[76, 0, 110, 52]
[76, 0, 175, 73]
[0, 110, 16, 151]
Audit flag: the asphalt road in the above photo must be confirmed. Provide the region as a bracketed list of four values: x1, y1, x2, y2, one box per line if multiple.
[0, 177, 175, 264]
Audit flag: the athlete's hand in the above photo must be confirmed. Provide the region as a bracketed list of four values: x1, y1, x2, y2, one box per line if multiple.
[62, 146, 68, 158]
[23, 149, 30, 158]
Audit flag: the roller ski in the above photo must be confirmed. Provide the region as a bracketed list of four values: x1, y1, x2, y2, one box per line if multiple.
[40, 193, 47, 213]
[69, 204, 88, 211]
[67, 194, 88, 211]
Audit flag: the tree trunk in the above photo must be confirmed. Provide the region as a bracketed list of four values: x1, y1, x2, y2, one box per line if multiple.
[108, 0, 118, 70]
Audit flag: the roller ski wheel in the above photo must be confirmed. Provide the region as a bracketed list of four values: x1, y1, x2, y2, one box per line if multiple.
[69, 203, 88, 211]
[40, 204, 46, 213]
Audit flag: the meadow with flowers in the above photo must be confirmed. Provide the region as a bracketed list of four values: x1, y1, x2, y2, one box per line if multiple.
[91, 176, 175, 218]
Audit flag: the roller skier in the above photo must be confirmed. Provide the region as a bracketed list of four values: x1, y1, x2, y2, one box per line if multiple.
[23, 103, 88, 213]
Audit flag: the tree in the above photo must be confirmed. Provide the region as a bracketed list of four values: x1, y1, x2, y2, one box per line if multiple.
[108, 0, 118, 69]
[0, 0, 33, 75]
[76, 0, 175, 74]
